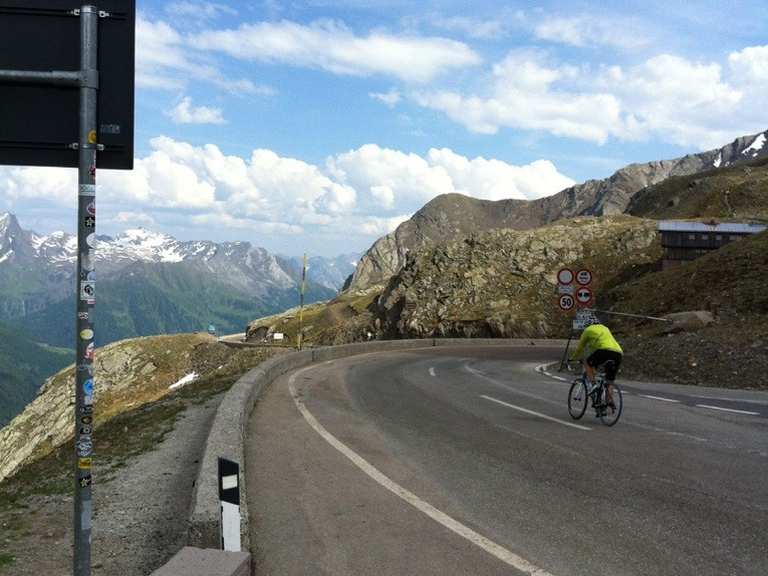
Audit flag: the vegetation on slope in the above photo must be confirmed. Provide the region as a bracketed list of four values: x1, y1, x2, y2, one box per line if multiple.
[627, 155, 768, 221]
[21, 262, 334, 348]
[0, 322, 71, 427]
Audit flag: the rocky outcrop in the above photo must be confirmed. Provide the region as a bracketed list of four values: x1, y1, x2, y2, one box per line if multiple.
[374, 216, 660, 339]
[0, 333, 220, 483]
[347, 130, 768, 292]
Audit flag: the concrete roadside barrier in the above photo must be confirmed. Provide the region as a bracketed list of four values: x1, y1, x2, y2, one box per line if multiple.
[175, 338, 565, 575]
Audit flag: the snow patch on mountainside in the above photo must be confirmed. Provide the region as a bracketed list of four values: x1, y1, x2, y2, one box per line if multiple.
[742, 133, 766, 157]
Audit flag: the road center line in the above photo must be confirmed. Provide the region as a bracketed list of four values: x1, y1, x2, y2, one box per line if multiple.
[481, 395, 591, 431]
[429, 367, 436, 377]
[641, 394, 680, 403]
[695, 404, 760, 416]
[288, 368, 557, 576]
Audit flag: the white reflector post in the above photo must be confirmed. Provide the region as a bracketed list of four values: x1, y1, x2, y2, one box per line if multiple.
[218, 458, 241, 552]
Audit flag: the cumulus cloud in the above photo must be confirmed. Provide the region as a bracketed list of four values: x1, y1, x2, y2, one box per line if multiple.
[0, 139, 574, 243]
[729, 45, 768, 83]
[192, 20, 481, 83]
[167, 96, 226, 124]
[415, 48, 766, 149]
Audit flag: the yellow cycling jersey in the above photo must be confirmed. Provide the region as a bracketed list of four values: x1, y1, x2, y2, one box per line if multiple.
[571, 324, 623, 358]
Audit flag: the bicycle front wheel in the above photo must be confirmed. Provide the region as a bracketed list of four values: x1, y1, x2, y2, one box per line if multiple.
[600, 383, 623, 426]
[568, 379, 588, 420]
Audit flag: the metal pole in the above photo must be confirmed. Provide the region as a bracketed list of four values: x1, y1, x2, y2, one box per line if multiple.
[74, 6, 98, 576]
[585, 308, 671, 322]
[559, 332, 574, 372]
[297, 253, 307, 350]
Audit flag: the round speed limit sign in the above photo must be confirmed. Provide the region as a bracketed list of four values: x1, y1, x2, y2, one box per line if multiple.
[559, 294, 575, 311]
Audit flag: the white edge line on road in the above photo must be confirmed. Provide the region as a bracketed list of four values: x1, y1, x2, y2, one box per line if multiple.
[481, 395, 591, 431]
[641, 394, 680, 403]
[288, 368, 557, 576]
[695, 404, 760, 416]
[429, 367, 436, 377]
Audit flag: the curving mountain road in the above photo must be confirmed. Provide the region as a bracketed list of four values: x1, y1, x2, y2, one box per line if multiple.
[246, 345, 768, 576]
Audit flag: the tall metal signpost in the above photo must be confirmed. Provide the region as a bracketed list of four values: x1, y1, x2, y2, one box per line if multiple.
[297, 253, 308, 350]
[0, 3, 135, 575]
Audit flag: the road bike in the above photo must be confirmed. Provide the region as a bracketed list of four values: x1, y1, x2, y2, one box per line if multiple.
[567, 361, 623, 426]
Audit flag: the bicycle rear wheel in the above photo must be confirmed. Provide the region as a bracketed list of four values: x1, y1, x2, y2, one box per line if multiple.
[599, 383, 623, 426]
[568, 379, 588, 420]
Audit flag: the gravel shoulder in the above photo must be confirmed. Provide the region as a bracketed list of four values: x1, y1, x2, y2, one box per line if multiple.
[0, 392, 222, 576]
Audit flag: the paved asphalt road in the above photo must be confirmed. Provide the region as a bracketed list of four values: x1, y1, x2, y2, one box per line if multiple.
[246, 345, 768, 576]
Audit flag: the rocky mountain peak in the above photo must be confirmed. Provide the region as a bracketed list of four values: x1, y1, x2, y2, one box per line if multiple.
[346, 128, 768, 293]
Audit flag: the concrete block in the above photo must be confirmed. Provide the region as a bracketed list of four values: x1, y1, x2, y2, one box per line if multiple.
[150, 547, 250, 576]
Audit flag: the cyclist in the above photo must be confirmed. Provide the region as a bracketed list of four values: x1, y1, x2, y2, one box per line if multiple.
[570, 318, 623, 414]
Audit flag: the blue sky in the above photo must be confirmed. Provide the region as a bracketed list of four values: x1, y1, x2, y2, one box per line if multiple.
[2, 0, 768, 255]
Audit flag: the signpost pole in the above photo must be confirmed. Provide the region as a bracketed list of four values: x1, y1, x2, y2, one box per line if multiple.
[74, 6, 99, 576]
[297, 253, 307, 350]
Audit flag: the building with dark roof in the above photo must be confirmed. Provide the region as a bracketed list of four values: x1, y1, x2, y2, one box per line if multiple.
[658, 220, 767, 269]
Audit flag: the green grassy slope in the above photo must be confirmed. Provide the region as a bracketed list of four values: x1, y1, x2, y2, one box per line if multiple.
[0, 323, 72, 427]
[21, 262, 335, 348]
[627, 155, 768, 221]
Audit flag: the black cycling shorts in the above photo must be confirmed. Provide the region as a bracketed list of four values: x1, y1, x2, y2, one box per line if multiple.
[586, 350, 622, 381]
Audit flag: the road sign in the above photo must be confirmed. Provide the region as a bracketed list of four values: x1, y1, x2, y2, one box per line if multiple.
[576, 286, 593, 305]
[0, 1, 135, 169]
[558, 284, 574, 294]
[559, 294, 575, 311]
[573, 309, 598, 331]
[576, 269, 593, 286]
[557, 268, 574, 285]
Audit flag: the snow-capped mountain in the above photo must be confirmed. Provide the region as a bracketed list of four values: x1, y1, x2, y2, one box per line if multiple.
[0, 214, 353, 345]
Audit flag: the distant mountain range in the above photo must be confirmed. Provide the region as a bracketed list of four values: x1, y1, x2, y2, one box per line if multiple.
[0, 213, 359, 346]
[347, 129, 768, 291]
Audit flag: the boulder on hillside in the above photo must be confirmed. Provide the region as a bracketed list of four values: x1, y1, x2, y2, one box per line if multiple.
[663, 311, 715, 333]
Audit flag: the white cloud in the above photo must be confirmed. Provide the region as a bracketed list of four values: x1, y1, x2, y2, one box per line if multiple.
[416, 51, 624, 144]
[428, 16, 508, 40]
[415, 48, 765, 149]
[166, 1, 237, 20]
[0, 138, 574, 244]
[114, 211, 156, 225]
[369, 89, 401, 107]
[357, 215, 411, 236]
[534, 15, 651, 50]
[135, 15, 272, 96]
[729, 45, 768, 83]
[192, 20, 481, 83]
[326, 143, 574, 217]
[167, 96, 226, 124]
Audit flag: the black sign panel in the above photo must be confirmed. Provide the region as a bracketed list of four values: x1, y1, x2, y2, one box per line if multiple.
[0, 1, 135, 169]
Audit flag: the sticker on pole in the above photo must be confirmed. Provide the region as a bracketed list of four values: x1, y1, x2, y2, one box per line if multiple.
[558, 294, 575, 311]
[80, 281, 95, 301]
[557, 268, 574, 285]
[576, 269, 593, 286]
[576, 286, 593, 305]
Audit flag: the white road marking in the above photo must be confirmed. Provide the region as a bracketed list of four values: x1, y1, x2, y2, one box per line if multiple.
[695, 404, 760, 416]
[481, 395, 591, 431]
[289, 368, 557, 576]
[641, 394, 680, 403]
[429, 367, 436, 377]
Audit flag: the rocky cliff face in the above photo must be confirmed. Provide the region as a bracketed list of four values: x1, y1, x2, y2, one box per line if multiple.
[347, 130, 768, 292]
[374, 216, 660, 339]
